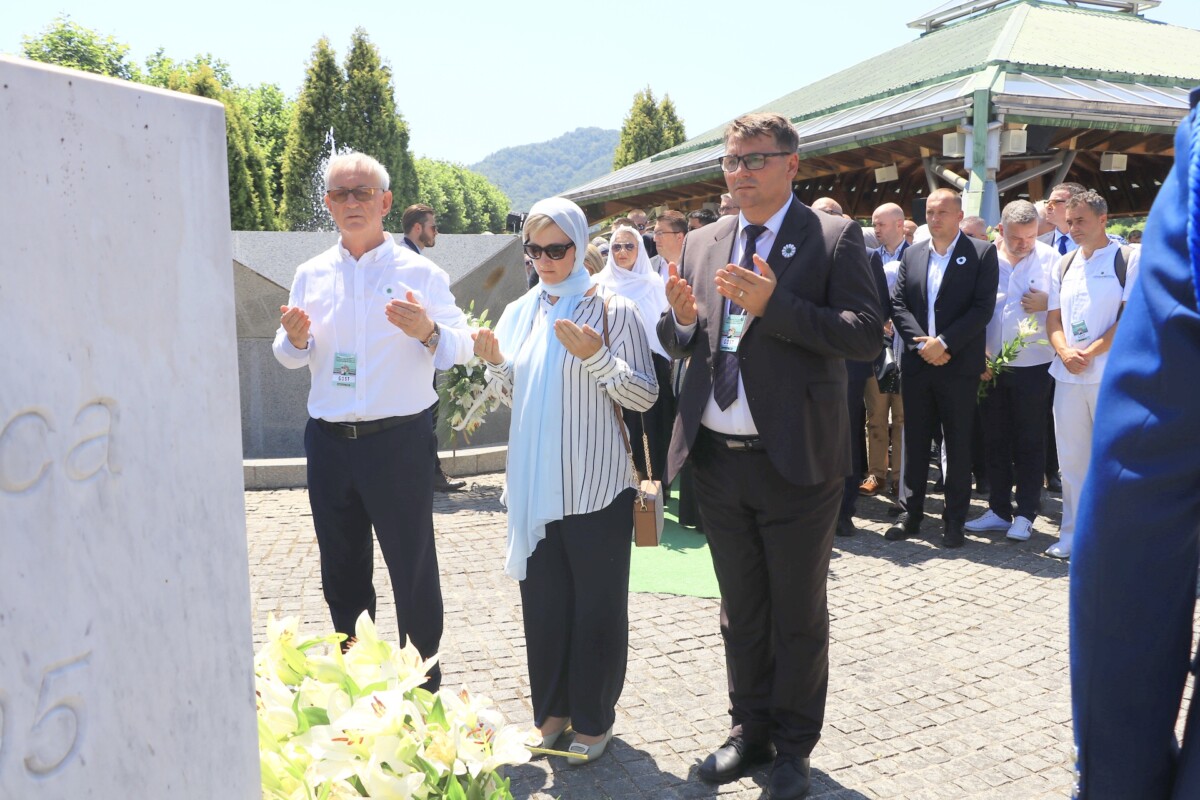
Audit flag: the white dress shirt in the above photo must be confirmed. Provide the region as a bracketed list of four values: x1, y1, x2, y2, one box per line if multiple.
[925, 232, 962, 339]
[1048, 242, 1139, 385]
[986, 241, 1057, 367]
[272, 234, 474, 421]
[674, 197, 793, 436]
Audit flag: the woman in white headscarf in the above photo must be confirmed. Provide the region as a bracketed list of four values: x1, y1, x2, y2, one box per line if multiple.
[472, 198, 658, 765]
[594, 225, 675, 489]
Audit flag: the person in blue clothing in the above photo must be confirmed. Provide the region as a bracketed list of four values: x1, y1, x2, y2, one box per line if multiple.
[1069, 89, 1200, 799]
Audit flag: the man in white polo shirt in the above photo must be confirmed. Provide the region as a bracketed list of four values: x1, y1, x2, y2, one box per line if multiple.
[964, 200, 1057, 543]
[1045, 190, 1139, 559]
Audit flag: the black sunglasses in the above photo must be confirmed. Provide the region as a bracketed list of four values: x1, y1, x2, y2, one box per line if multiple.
[523, 242, 575, 260]
[717, 152, 792, 172]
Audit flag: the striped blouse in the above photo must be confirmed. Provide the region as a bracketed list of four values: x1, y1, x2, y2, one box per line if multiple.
[486, 289, 659, 516]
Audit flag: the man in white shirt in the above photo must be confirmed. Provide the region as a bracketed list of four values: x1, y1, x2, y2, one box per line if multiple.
[1045, 190, 1138, 559]
[964, 200, 1057, 543]
[273, 152, 474, 688]
[1040, 182, 1085, 256]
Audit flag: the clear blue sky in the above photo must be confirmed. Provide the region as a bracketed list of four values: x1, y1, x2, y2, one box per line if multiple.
[4, 0, 1199, 165]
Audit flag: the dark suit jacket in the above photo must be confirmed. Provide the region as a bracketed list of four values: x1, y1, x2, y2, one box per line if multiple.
[1070, 89, 1200, 800]
[657, 199, 883, 487]
[890, 235, 998, 376]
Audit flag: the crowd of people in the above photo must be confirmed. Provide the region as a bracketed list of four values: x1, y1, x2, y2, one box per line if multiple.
[273, 107, 1150, 798]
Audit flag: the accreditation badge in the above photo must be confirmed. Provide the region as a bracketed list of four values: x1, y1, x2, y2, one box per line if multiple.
[1070, 319, 1089, 342]
[719, 313, 747, 353]
[333, 352, 357, 388]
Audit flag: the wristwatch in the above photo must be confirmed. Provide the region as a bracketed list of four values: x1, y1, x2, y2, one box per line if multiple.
[421, 322, 440, 350]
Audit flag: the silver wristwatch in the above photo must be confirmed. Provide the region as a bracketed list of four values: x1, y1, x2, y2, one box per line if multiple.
[421, 322, 440, 350]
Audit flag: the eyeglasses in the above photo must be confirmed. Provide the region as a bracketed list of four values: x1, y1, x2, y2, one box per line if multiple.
[325, 186, 383, 203]
[717, 152, 792, 172]
[652, 230, 683, 238]
[523, 242, 575, 260]
[609, 242, 637, 253]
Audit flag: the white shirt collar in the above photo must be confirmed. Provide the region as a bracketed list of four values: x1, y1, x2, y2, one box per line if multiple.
[930, 232, 962, 259]
[337, 232, 395, 263]
[737, 197, 792, 240]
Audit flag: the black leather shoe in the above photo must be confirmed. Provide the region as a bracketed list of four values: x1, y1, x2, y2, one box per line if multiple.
[943, 521, 965, 548]
[1046, 474, 1063, 493]
[697, 736, 774, 783]
[884, 512, 922, 541]
[768, 754, 811, 799]
[434, 469, 465, 493]
[836, 516, 857, 537]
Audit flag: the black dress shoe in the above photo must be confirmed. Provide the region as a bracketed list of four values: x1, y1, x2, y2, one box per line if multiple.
[697, 736, 774, 783]
[943, 521, 965, 548]
[1046, 474, 1063, 493]
[434, 469, 466, 492]
[768, 754, 811, 799]
[836, 516, 857, 537]
[884, 512, 922, 541]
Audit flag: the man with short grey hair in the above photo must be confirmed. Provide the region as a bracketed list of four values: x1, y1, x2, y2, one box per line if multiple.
[960, 215, 988, 241]
[273, 151, 475, 688]
[718, 192, 739, 217]
[963, 200, 1057, 543]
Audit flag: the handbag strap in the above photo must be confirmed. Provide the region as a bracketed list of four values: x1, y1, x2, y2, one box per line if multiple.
[600, 298, 651, 490]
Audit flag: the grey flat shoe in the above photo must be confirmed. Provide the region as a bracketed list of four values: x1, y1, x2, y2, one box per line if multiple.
[567, 727, 613, 765]
[528, 719, 572, 753]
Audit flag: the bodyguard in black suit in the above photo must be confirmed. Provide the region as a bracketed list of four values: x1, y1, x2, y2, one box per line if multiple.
[659, 113, 882, 799]
[885, 189, 997, 547]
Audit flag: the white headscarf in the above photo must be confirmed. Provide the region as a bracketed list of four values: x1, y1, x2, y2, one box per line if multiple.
[594, 225, 669, 359]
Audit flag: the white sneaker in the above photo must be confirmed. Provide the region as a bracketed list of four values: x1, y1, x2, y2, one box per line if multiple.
[1006, 516, 1033, 542]
[1045, 541, 1071, 559]
[964, 510, 1011, 532]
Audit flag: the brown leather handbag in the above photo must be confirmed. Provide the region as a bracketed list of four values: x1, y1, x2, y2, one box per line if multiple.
[600, 298, 663, 546]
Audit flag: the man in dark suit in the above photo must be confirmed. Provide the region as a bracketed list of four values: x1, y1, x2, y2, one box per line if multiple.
[885, 188, 998, 547]
[399, 203, 465, 493]
[659, 112, 882, 799]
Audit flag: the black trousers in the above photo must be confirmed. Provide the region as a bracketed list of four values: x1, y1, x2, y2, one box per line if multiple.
[980, 363, 1052, 522]
[1045, 383, 1060, 481]
[899, 370, 978, 525]
[840, 366, 871, 520]
[692, 428, 842, 757]
[304, 412, 443, 689]
[520, 488, 635, 737]
[625, 354, 675, 488]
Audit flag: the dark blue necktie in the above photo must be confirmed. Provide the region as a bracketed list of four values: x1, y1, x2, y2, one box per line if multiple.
[713, 224, 766, 411]
[1058, 233, 1070, 254]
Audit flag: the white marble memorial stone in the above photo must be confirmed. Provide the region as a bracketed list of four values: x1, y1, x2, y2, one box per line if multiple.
[0, 58, 259, 797]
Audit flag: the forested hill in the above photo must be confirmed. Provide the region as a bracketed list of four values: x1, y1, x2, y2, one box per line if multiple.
[470, 127, 619, 213]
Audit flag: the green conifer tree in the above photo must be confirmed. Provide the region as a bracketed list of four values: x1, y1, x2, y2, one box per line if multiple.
[613, 87, 688, 169]
[280, 38, 345, 230]
[657, 95, 687, 151]
[340, 28, 419, 229]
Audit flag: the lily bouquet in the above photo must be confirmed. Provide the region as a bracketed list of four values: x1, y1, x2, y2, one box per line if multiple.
[437, 302, 501, 449]
[256, 612, 532, 800]
[978, 315, 1050, 401]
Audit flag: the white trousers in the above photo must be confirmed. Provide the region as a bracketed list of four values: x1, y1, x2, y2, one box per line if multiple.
[1052, 381, 1102, 546]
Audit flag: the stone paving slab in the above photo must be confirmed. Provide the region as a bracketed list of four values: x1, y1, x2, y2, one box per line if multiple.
[245, 473, 1109, 799]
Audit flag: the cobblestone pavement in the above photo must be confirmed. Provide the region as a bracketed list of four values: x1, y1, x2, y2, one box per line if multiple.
[247, 473, 1081, 800]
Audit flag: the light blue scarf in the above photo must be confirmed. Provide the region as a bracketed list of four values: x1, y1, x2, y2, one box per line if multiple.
[494, 197, 595, 580]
